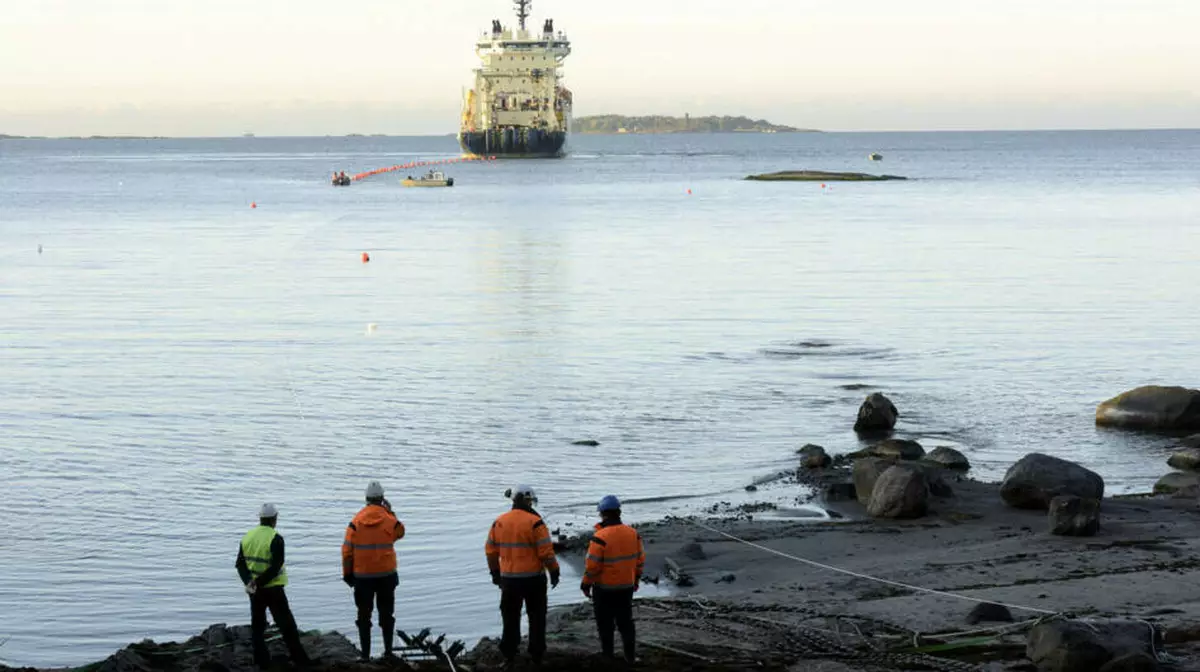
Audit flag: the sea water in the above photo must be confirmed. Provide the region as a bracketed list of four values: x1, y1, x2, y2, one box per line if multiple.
[1, 130, 1198, 665]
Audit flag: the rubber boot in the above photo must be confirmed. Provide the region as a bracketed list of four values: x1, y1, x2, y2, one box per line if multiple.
[357, 624, 371, 661]
[381, 623, 394, 658]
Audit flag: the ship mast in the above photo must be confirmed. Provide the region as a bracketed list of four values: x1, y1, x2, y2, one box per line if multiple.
[514, 0, 530, 30]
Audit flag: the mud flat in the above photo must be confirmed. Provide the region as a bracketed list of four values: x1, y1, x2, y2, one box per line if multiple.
[744, 170, 907, 182]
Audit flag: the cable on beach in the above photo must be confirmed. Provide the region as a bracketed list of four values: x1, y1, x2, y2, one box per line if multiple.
[688, 519, 1058, 616]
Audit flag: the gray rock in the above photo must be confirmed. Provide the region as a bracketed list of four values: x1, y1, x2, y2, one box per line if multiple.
[1152, 471, 1200, 495]
[866, 464, 929, 519]
[854, 392, 898, 433]
[798, 444, 832, 469]
[927, 446, 971, 470]
[907, 461, 954, 497]
[715, 572, 736, 583]
[1000, 453, 1105, 510]
[1027, 619, 1157, 672]
[679, 542, 707, 561]
[572, 439, 600, 446]
[872, 439, 925, 460]
[1098, 653, 1160, 672]
[966, 603, 1014, 625]
[1048, 496, 1101, 537]
[852, 457, 895, 506]
[1183, 433, 1200, 449]
[1166, 448, 1200, 471]
[1096, 385, 1200, 430]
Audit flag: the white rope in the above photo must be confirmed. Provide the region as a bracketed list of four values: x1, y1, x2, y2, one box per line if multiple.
[688, 520, 1057, 615]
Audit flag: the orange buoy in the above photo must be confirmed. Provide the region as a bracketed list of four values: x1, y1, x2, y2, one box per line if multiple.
[251, 201, 257, 209]
[686, 188, 692, 195]
[362, 252, 370, 263]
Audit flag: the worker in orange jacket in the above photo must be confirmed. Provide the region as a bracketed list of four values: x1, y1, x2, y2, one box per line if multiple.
[485, 485, 560, 670]
[343, 481, 406, 660]
[581, 495, 644, 663]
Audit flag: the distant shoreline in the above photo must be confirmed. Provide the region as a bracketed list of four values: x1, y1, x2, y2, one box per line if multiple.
[573, 114, 816, 134]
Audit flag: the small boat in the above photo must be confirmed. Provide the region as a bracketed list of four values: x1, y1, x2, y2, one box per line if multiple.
[868, 153, 883, 161]
[402, 170, 455, 187]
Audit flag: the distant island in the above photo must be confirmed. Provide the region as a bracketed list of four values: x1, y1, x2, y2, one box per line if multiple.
[572, 115, 816, 134]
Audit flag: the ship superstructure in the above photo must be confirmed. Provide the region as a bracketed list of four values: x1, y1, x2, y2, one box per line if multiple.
[459, 0, 572, 158]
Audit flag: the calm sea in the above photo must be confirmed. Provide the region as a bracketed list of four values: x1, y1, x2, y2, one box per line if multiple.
[1, 130, 1198, 665]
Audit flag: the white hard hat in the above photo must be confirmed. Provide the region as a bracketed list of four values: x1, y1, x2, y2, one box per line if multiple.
[258, 503, 278, 518]
[511, 484, 536, 501]
[365, 481, 385, 499]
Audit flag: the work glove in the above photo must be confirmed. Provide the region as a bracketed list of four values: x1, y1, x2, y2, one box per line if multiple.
[549, 568, 560, 589]
[491, 571, 501, 587]
[244, 581, 257, 596]
[580, 582, 592, 599]
[343, 575, 355, 588]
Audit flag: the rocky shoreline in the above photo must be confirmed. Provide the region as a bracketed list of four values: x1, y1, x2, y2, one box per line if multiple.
[7, 387, 1200, 672]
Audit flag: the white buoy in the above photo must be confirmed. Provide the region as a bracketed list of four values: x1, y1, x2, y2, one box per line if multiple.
[366, 323, 378, 335]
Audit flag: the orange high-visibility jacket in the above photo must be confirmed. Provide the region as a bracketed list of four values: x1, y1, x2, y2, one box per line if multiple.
[485, 508, 559, 579]
[582, 522, 644, 590]
[343, 504, 405, 580]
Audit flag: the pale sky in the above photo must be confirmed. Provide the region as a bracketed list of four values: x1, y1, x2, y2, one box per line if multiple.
[2, 0, 1197, 136]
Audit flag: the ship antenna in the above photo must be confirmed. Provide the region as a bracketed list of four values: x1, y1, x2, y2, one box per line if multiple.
[514, 0, 530, 30]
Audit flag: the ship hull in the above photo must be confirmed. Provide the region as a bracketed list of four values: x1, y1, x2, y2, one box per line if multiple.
[458, 128, 567, 158]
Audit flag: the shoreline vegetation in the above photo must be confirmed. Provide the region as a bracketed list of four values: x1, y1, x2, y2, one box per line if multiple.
[8, 387, 1200, 671]
[572, 115, 815, 134]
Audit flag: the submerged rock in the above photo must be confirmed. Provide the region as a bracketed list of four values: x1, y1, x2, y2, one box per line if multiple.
[1027, 619, 1158, 672]
[867, 464, 929, 519]
[1048, 496, 1101, 537]
[1096, 385, 1200, 430]
[872, 439, 925, 460]
[1153, 471, 1200, 495]
[852, 457, 895, 506]
[854, 392, 898, 434]
[1000, 453, 1105, 510]
[798, 443, 832, 469]
[572, 439, 601, 446]
[926, 446, 971, 470]
[1166, 448, 1200, 471]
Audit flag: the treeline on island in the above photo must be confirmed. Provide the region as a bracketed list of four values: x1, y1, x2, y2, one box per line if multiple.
[572, 115, 815, 134]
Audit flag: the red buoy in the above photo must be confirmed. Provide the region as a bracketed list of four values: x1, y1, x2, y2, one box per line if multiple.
[362, 252, 370, 263]
[251, 201, 257, 209]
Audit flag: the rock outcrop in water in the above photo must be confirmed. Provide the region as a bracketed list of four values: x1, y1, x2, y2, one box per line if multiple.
[1154, 471, 1200, 495]
[999, 453, 1105, 510]
[871, 438, 925, 460]
[797, 443, 831, 468]
[925, 446, 971, 470]
[744, 170, 907, 181]
[853, 392, 898, 434]
[1096, 385, 1200, 430]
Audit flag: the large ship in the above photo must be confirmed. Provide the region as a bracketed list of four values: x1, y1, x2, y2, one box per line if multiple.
[458, 1, 572, 158]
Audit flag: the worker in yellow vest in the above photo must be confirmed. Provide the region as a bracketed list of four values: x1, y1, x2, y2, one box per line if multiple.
[236, 503, 311, 668]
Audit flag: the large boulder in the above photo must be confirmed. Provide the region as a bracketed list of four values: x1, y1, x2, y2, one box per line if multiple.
[926, 446, 971, 470]
[854, 392, 898, 433]
[906, 461, 954, 497]
[1048, 496, 1100, 537]
[798, 444, 832, 469]
[1095, 386, 1200, 430]
[872, 439, 925, 460]
[1000, 454, 1104, 510]
[1167, 448, 1200, 471]
[852, 457, 894, 506]
[1027, 619, 1157, 672]
[866, 464, 929, 519]
[1153, 471, 1200, 495]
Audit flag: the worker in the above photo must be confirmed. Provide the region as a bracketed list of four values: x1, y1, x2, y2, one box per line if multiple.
[343, 481, 406, 660]
[485, 485, 560, 670]
[235, 503, 311, 669]
[581, 495, 644, 663]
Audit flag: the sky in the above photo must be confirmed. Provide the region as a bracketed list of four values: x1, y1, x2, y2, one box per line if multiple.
[1, 0, 1198, 136]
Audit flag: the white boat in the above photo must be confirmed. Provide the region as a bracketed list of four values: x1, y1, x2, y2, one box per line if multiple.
[402, 170, 455, 187]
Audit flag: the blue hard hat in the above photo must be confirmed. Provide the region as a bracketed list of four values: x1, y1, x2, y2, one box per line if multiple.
[598, 495, 621, 512]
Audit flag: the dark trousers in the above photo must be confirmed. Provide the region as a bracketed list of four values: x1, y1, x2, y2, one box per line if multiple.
[249, 586, 309, 667]
[499, 575, 548, 661]
[592, 588, 636, 661]
[354, 574, 398, 657]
